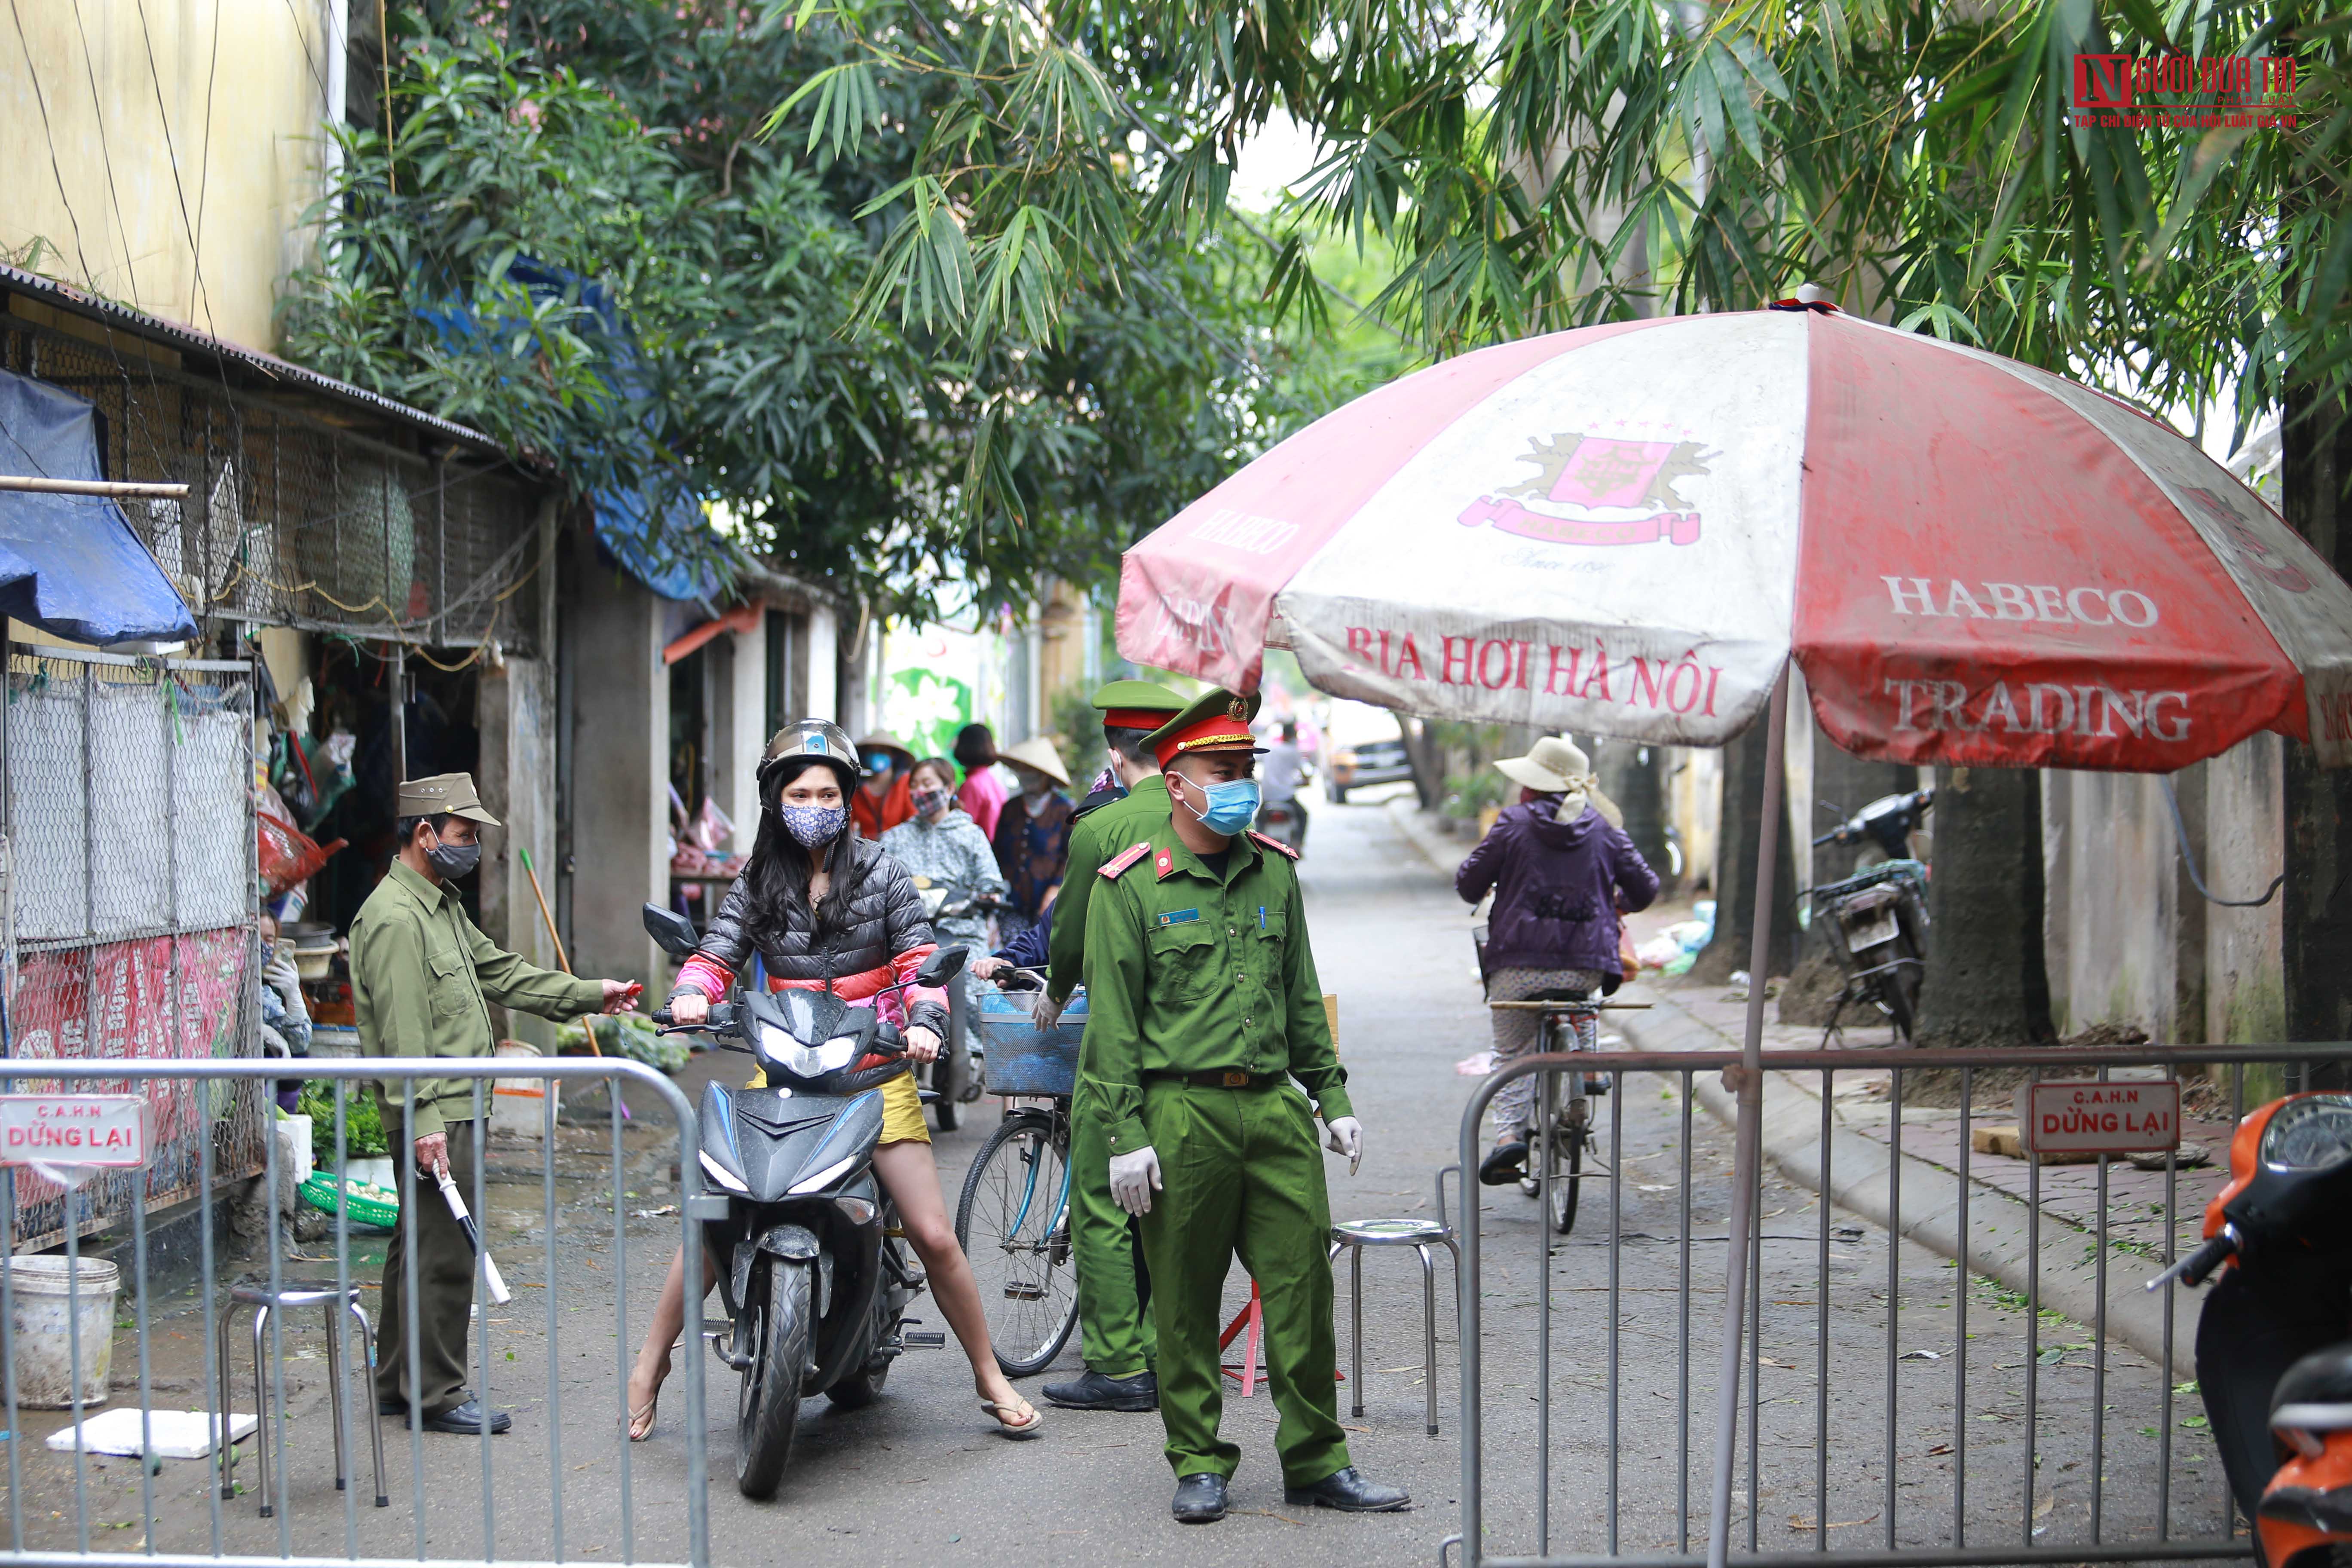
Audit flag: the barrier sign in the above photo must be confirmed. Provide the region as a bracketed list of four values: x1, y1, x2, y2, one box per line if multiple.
[0, 1095, 150, 1167]
[2018, 1078, 2180, 1155]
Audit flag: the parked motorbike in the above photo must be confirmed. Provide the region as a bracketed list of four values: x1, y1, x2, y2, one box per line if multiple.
[910, 879, 996, 1128]
[1814, 787, 1935, 865]
[2150, 1091, 2352, 1566]
[1255, 795, 1308, 855]
[642, 903, 964, 1499]
[1805, 789, 1936, 1041]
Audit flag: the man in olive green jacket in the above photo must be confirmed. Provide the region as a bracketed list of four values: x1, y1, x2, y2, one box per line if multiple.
[352, 773, 633, 1435]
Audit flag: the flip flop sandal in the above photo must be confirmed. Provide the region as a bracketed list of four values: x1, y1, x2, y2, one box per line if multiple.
[981, 1398, 1045, 1439]
[1479, 1139, 1530, 1186]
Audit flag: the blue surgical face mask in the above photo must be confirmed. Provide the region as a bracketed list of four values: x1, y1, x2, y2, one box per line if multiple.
[864, 753, 895, 775]
[1180, 776, 1260, 836]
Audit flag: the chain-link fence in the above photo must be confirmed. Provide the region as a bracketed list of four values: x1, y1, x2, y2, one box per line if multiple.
[3, 645, 264, 1249]
[0, 311, 544, 657]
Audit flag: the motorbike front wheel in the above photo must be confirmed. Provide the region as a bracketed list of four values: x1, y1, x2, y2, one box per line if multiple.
[735, 1256, 813, 1500]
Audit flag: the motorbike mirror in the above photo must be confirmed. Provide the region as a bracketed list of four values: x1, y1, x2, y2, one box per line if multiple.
[915, 945, 969, 986]
[642, 903, 701, 959]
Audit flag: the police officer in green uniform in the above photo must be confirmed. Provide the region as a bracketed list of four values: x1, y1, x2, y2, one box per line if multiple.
[1079, 689, 1411, 1523]
[1023, 679, 1186, 1411]
[351, 773, 637, 1434]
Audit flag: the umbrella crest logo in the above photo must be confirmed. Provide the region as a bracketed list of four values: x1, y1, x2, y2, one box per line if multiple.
[1458, 432, 1712, 547]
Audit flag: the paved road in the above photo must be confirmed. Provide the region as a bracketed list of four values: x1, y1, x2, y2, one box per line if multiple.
[9, 796, 2233, 1564]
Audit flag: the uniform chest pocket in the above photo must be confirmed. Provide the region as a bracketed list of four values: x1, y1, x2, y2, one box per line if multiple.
[1253, 907, 1289, 949]
[426, 949, 473, 1018]
[1146, 923, 1219, 1000]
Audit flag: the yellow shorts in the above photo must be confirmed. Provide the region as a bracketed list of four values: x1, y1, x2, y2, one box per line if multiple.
[744, 1066, 930, 1146]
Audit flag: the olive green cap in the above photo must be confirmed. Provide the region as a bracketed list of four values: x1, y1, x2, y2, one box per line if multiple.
[1142, 686, 1266, 767]
[1090, 679, 1187, 719]
[396, 772, 500, 825]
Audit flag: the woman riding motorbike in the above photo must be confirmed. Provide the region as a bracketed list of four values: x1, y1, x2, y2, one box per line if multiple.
[1455, 735, 1659, 1185]
[624, 720, 1042, 1442]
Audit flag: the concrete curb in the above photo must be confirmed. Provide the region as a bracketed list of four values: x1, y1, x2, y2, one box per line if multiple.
[1620, 992, 2202, 1378]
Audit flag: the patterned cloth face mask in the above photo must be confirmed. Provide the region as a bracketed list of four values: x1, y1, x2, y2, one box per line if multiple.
[779, 802, 847, 848]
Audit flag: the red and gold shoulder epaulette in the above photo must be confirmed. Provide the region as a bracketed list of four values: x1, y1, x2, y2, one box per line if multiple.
[1248, 830, 1300, 861]
[1099, 841, 1154, 879]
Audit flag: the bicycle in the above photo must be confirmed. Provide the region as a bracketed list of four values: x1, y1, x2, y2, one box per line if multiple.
[1488, 995, 1643, 1235]
[951, 973, 1083, 1377]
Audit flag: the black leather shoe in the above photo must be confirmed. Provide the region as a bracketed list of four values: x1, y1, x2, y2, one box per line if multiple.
[1479, 1139, 1529, 1185]
[1042, 1368, 1158, 1411]
[1171, 1473, 1228, 1523]
[417, 1398, 511, 1435]
[1284, 1466, 1410, 1512]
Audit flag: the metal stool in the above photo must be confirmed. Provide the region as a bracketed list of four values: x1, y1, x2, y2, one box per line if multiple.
[216, 1280, 387, 1514]
[1328, 1165, 1463, 1436]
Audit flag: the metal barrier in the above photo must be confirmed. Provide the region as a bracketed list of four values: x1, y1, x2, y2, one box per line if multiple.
[0, 1058, 710, 1568]
[1448, 1041, 2349, 1568]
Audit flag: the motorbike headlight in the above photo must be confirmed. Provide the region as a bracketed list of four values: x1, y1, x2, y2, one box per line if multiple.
[816, 1034, 863, 1072]
[2260, 1094, 2352, 1170]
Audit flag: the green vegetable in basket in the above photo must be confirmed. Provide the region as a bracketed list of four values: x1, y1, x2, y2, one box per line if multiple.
[558, 1014, 689, 1075]
[296, 1080, 390, 1156]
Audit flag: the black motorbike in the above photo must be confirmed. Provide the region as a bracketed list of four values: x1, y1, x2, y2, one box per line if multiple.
[2147, 1092, 2352, 1563]
[1806, 789, 1935, 1041]
[910, 879, 995, 1130]
[1255, 795, 1308, 855]
[642, 904, 963, 1499]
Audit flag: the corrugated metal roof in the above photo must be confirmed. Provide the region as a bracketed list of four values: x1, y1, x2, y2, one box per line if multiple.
[0, 263, 505, 453]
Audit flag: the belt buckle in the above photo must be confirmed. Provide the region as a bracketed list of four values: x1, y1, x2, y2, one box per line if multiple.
[1221, 1070, 1249, 1087]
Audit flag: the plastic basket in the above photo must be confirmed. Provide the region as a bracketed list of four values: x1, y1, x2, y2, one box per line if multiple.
[977, 987, 1087, 1098]
[299, 1171, 400, 1230]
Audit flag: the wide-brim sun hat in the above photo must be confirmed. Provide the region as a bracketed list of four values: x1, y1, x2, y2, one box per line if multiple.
[998, 735, 1072, 788]
[853, 731, 918, 774]
[1494, 735, 1591, 794]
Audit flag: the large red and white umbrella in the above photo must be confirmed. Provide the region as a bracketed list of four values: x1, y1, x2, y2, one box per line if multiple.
[1116, 306, 2352, 770]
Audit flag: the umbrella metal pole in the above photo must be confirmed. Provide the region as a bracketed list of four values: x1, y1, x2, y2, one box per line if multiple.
[1705, 668, 1790, 1568]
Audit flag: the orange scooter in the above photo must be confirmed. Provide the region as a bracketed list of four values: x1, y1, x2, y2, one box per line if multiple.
[2150, 1092, 2352, 1566]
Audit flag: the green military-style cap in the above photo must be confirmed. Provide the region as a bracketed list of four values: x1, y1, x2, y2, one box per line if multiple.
[395, 772, 501, 826]
[1091, 679, 1187, 730]
[1143, 686, 1266, 768]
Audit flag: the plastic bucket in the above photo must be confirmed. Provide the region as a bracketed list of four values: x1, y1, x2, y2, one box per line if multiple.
[492, 1040, 558, 1137]
[6, 1254, 119, 1407]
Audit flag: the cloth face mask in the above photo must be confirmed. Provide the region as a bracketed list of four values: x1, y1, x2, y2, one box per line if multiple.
[911, 786, 950, 820]
[780, 802, 848, 848]
[425, 838, 481, 879]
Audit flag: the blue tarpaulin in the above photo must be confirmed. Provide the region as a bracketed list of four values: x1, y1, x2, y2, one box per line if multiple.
[0, 368, 198, 646]
[417, 257, 731, 603]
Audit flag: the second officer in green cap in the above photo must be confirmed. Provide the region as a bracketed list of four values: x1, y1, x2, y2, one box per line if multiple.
[1079, 688, 1410, 1523]
[974, 679, 1185, 1412]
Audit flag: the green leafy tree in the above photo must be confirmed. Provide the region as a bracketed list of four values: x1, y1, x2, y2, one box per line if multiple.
[795, 0, 2346, 1042]
[281, 4, 1358, 617]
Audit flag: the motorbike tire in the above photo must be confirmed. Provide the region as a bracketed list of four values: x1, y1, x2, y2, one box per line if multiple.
[827, 1354, 890, 1409]
[931, 974, 971, 1130]
[1883, 941, 1922, 1041]
[735, 1256, 813, 1500]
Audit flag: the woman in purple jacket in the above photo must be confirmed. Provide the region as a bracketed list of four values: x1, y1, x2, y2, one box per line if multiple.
[1456, 736, 1659, 1185]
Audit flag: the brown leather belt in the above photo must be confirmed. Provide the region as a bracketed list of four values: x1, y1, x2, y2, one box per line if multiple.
[1148, 1069, 1280, 1090]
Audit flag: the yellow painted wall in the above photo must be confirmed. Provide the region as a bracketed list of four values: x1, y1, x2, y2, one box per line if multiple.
[0, 0, 342, 352]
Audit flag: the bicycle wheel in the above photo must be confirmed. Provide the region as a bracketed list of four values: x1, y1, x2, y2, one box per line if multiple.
[1548, 1108, 1585, 1234]
[953, 1109, 1080, 1376]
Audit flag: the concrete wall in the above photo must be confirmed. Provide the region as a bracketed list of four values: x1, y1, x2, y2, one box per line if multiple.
[1, 0, 343, 351]
[564, 535, 668, 991]
[2040, 732, 2285, 1045]
[808, 603, 840, 725]
[475, 652, 561, 1046]
[707, 616, 767, 856]
[2204, 734, 2287, 1043]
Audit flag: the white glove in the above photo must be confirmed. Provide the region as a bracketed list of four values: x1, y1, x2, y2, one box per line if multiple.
[1323, 1116, 1362, 1164]
[1033, 992, 1066, 1031]
[1108, 1146, 1162, 1216]
[261, 948, 306, 1016]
